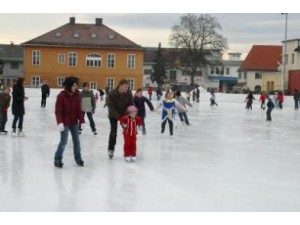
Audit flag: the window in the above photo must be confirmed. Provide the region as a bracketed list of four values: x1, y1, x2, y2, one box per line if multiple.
[144, 69, 152, 74]
[90, 82, 97, 89]
[58, 54, 65, 64]
[220, 67, 224, 75]
[127, 54, 135, 69]
[91, 34, 98, 39]
[255, 72, 262, 79]
[10, 62, 19, 69]
[216, 67, 220, 75]
[127, 78, 134, 90]
[73, 33, 80, 38]
[68, 52, 77, 67]
[210, 67, 215, 74]
[57, 77, 65, 87]
[267, 81, 274, 91]
[32, 50, 40, 66]
[238, 73, 242, 79]
[107, 53, 115, 68]
[32, 76, 40, 87]
[170, 70, 177, 80]
[226, 67, 230, 75]
[291, 53, 295, 64]
[244, 72, 247, 79]
[55, 32, 62, 37]
[86, 53, 101, 67]
[107, 78, 114, 90]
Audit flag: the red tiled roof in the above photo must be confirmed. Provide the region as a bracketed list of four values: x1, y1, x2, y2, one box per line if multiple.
[238, 45, 282, 72]
[22, 21, 142, 50]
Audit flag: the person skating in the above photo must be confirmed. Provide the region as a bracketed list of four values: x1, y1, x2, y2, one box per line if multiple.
[259, 92, 266, 110]
[133, 88, 154, 135]
[120, 105, 143, 162]
[245, 91, 255, 110]
[79, 82, 97, 135]
[41, 80, 50, 108]
[11, 77, 28, 137]
[266, 95, 275, 121]
[158, 90, 186, 136]
[294, 89, 300, 110]
[54, 77, 85, 168]
[210, 91, 218, 107]
[175, 90, 192, 125]
[105, 79, 133, 159]
[0, 85, 11, 135]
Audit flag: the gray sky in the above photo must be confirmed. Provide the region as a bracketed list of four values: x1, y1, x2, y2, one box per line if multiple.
[0, 13, 299, 59]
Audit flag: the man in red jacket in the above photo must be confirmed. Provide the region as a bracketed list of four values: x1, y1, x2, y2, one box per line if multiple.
[54, 77, 85, 168]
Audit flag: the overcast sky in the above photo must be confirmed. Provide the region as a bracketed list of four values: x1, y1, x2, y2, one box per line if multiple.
[1, 1, 299, 59]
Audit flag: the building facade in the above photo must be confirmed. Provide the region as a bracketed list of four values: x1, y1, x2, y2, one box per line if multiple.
[0, 43, 23, 86]
[22, 17, 144, 90]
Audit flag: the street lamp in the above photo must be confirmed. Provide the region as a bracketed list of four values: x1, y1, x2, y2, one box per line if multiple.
[281, 13, 288, 93]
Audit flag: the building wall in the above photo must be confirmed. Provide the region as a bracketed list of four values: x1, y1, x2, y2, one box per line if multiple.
[246, 71, 262, 91]
[0, 61, 23, 85]
[262, 72, 281, 91]
[23, 46, 143, 89]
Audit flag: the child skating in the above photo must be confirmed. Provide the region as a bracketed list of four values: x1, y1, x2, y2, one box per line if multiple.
[120, 105, 143, 162]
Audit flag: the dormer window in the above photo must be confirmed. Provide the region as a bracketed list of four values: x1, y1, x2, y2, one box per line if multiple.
[73, 33, 80, 38]
[108, 34, 115, 39]
[91, 34, 98, 39]
[55, 32, 62, 37]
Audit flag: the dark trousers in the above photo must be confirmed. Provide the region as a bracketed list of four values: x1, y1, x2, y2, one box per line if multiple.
[266, 108, 273, 121]
[12, 115, 24, 131]
[161, 119, 173, 135]
[41, 93, 47, 107]
[295, 100, 299, 110]
[108, 117, 118, 151]
[0, 113, 8, 131]
[79, 112, 96, 132]
[178, 112, 190, 125]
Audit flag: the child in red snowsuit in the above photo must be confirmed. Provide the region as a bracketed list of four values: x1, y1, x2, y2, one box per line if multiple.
[120, 105, 143, 162]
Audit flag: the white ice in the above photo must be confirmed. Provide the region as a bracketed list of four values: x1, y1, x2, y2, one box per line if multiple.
[1, 88, 300, 212]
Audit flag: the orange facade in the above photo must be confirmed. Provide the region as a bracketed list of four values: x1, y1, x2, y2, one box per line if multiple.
[23, 46, 144, 90]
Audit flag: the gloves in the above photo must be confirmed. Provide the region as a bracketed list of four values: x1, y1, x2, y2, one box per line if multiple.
[58, 123, 65, 132]
[121, 123, 128, 128]
[80, 123, 85, 129]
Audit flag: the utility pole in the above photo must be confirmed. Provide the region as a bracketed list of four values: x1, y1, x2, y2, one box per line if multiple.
[282, 13, 288, 93]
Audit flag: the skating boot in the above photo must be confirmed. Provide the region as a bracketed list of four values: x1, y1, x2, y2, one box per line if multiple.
[54, 160, 64, 168]
[108, 149, 114, 159]
[76, 159, 84, 167]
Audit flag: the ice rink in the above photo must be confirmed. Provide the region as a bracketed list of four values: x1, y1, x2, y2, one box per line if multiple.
[1, 88, 300, 212]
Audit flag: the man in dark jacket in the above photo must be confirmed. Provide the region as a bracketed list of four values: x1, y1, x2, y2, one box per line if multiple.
[12, 77, 28, 137]
[41, 80, 50, 107]
[105, 79, 133, 159]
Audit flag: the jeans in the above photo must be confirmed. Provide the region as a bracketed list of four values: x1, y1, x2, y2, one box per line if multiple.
[178, 112, 190, 125]
[108, 118, 118, 151]
[54, 124, 82, 162]
[79, 112, 96, 132]
[12, 115, 24, 131]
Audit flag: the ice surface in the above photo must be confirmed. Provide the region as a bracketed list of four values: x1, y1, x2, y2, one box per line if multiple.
[1, 88, 300, 212]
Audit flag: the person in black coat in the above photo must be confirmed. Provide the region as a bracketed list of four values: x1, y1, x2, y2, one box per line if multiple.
[12, 77, 28, 137]
[133, 88, 154, 135]
[41, 81, 50, 107]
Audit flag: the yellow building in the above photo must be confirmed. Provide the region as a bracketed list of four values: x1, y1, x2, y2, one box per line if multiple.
[22, 17, 144, 90]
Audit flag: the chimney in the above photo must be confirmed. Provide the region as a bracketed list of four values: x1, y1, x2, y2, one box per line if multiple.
[70, 17, 75, 25]
[10, 41, 14, 48]
[95, 18, 103, 26]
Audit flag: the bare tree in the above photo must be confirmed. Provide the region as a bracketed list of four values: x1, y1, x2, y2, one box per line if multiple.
[169, 13, 228, 85]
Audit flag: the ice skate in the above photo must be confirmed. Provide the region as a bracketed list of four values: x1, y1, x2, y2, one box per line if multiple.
[54, 160, 63, 168]
[108, 149, 114, 159]
[125, 157, 131, 162]
[76, 159, 84, 167]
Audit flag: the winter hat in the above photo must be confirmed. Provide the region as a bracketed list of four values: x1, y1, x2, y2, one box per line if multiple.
[82, 82, 89, 88]
[63, 77, 76, 91]
[127, 105, 138, 114]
